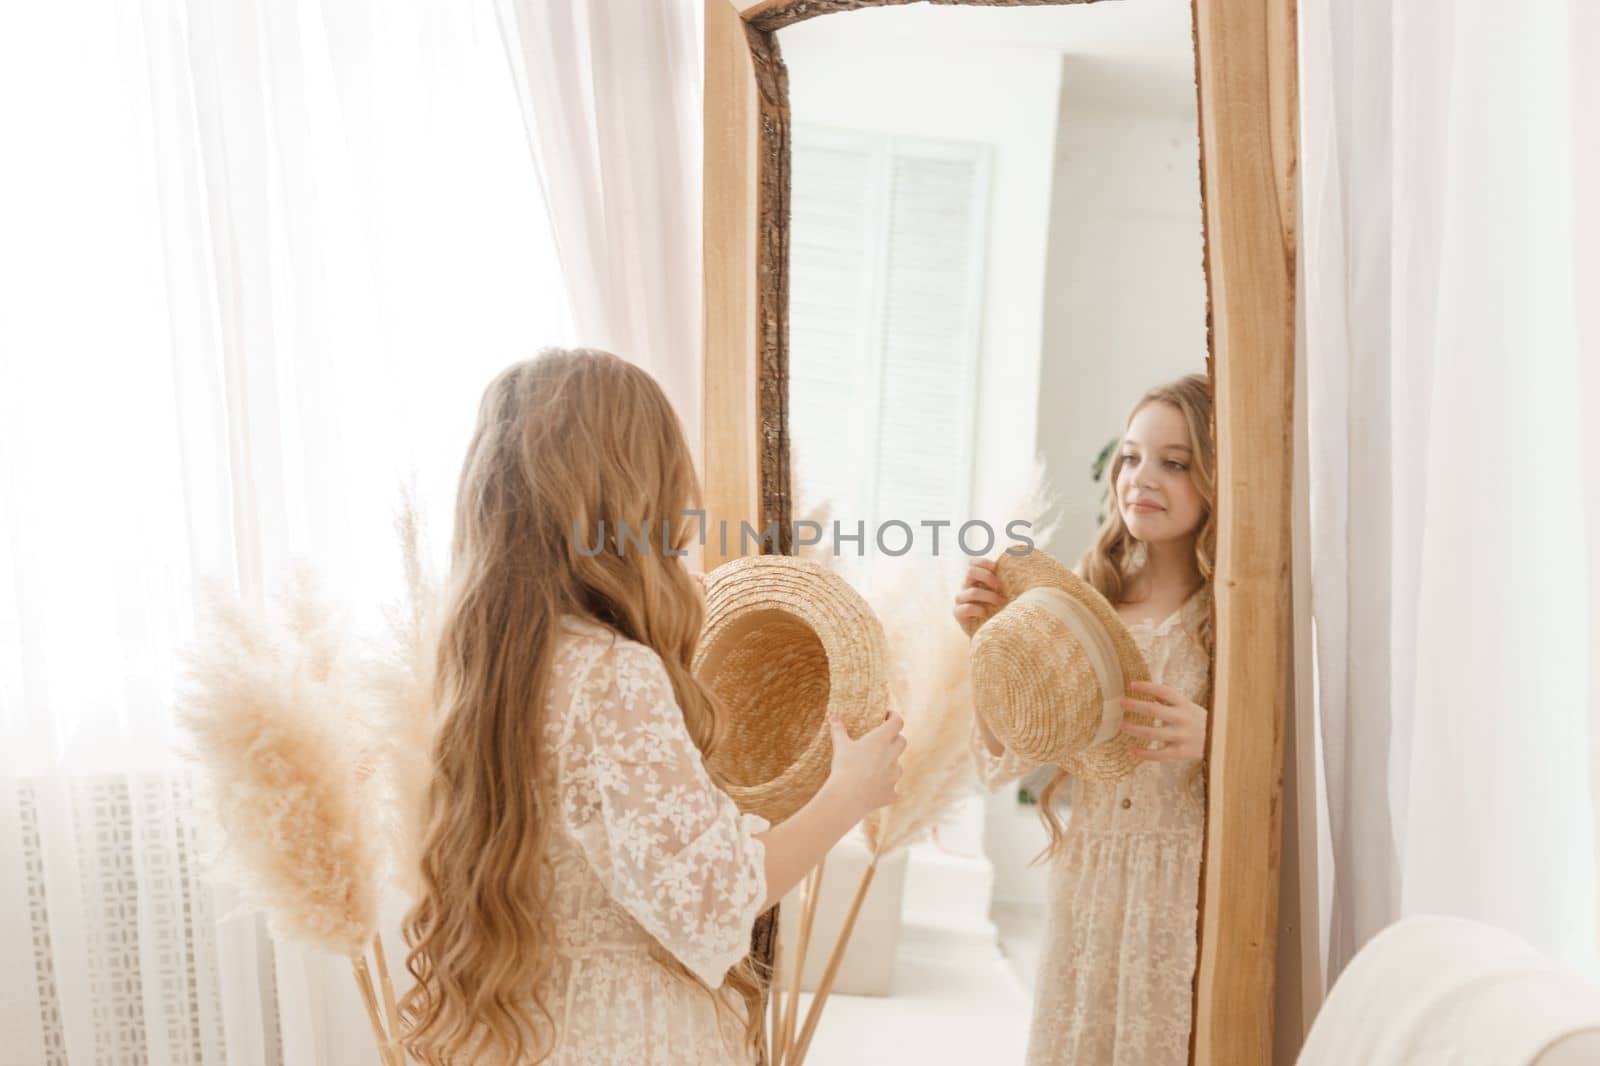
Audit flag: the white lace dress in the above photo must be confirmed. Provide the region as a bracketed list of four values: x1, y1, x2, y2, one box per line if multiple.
[528, 614, 769, 1065]
[974, 589, 1211, 1066]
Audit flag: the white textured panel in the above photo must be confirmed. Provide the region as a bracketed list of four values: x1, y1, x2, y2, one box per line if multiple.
[790, 126, 989, 585]
[13, 775, 262, 1065]
[788, 127, 880, 540]
[875, 147, 987, 543]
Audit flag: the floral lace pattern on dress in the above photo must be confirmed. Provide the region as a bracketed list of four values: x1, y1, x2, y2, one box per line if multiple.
[529, 616, 768, 1065]
[971, 588, 1212, 1066]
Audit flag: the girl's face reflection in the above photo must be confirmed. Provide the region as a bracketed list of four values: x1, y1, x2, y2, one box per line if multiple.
[1116, 401, 1205, 544]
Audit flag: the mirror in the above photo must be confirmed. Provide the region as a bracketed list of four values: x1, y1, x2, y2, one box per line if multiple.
[776, 1, 1210, 1062]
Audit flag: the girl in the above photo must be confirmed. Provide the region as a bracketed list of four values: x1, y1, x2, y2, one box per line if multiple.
[401, 349, 905, 1065]
[953, 374, 1216, 1066]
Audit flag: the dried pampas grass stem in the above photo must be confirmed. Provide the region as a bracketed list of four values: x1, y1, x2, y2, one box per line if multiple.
[788, 859, 878, 1065]
[352, 951, 405, 1066]
[363, 487, 445, 901]
[768, 935, 784, 1066]
[372, 933, 402, 1060]
[775, 860, 825, 1065]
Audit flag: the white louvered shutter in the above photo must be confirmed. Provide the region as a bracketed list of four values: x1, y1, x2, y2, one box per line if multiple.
[789, 126, 990, 589]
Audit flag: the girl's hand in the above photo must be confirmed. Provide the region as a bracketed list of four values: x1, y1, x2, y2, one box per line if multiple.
[825, 711, 906, 817]
[953, 558, 1009, 632]
[757, 710, 906, 909]
[1118, 681, 1208, 762]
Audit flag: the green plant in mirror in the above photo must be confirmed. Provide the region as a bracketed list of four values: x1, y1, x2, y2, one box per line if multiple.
[1091, 434, 1120, 527]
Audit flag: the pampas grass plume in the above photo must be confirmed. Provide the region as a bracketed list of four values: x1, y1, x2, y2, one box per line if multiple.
[361, 486, 445, 899]
[860, 565, 976, 858]
[178, 567, 382, 959]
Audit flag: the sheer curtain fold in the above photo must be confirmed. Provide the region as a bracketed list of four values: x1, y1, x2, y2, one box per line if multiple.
[1580, 0, 1600, 960]
[1, 1, 567, 1062]
[496, 0, 704, 450]
[1305, 0, 1600, 993]
[1577, 0, 1600, 969]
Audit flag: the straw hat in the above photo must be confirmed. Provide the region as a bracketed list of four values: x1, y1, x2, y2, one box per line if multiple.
[962, 549, 1153, 782]
[693, 555, 889, 824]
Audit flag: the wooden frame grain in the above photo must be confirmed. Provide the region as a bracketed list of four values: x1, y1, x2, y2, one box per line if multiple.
[702, 0, 1299, 1062]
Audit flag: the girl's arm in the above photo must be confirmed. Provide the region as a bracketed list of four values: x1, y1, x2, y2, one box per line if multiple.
[558, 644, 901, 986]
[755, 713, 905, 910]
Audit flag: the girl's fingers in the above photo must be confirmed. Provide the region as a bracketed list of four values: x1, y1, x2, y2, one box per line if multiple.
[965, 563, 1000, 592]
[1120, 696, 1194, 721]
[956, 587, 1006, 608]
[1131, 746, 1193, 763]
[1120, 721, 1181, 742]
[869, 711, 905, 740]
[1129, 680, 1181, 703]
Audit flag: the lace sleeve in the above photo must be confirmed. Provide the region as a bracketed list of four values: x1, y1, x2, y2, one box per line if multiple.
[558, 638, 770, 988]
[970, 720, 1039, 790]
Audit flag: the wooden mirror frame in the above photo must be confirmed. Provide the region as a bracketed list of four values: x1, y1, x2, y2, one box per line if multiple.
[701, 0, 1298, 1062]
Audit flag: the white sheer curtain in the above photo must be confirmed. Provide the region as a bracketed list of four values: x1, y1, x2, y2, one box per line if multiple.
[0, 1, 567, 1062]
[495, 0, 705, 450]
[1303, 0, 1600, 991]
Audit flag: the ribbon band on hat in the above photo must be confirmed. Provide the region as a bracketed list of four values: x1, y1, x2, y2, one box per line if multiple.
[1014, 586, 1126, 747]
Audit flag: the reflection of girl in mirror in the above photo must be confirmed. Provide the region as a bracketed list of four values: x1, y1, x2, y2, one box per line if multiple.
[953, 373, 1215, 1066]
[400, 349, 905, 1066]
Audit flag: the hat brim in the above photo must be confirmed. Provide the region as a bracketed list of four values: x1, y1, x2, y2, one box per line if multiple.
[970, 549, 1152, 783]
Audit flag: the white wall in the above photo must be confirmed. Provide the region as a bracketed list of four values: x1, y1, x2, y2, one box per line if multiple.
[779, 25, 1063, 535]
[1033, 54, 1209, 567]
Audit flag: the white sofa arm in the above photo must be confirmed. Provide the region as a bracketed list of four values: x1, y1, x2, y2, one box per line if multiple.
[1298, 915, 1600, 1066]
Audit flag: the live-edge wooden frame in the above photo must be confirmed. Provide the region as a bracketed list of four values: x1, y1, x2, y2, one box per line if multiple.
[701, 0, 1298, 1062]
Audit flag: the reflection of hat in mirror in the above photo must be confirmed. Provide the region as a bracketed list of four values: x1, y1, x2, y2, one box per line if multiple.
[966, 549, 1152, 783]
[694, 555, 889, 824]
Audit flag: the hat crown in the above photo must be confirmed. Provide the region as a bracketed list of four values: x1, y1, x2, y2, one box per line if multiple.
[972, 592, 1118, 763]
[966, 548, 1153, 783]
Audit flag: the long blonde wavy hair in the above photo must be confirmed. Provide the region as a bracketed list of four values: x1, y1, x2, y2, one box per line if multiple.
[399, 349, 764, 1064]
[1035, 373, 1218, 853]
